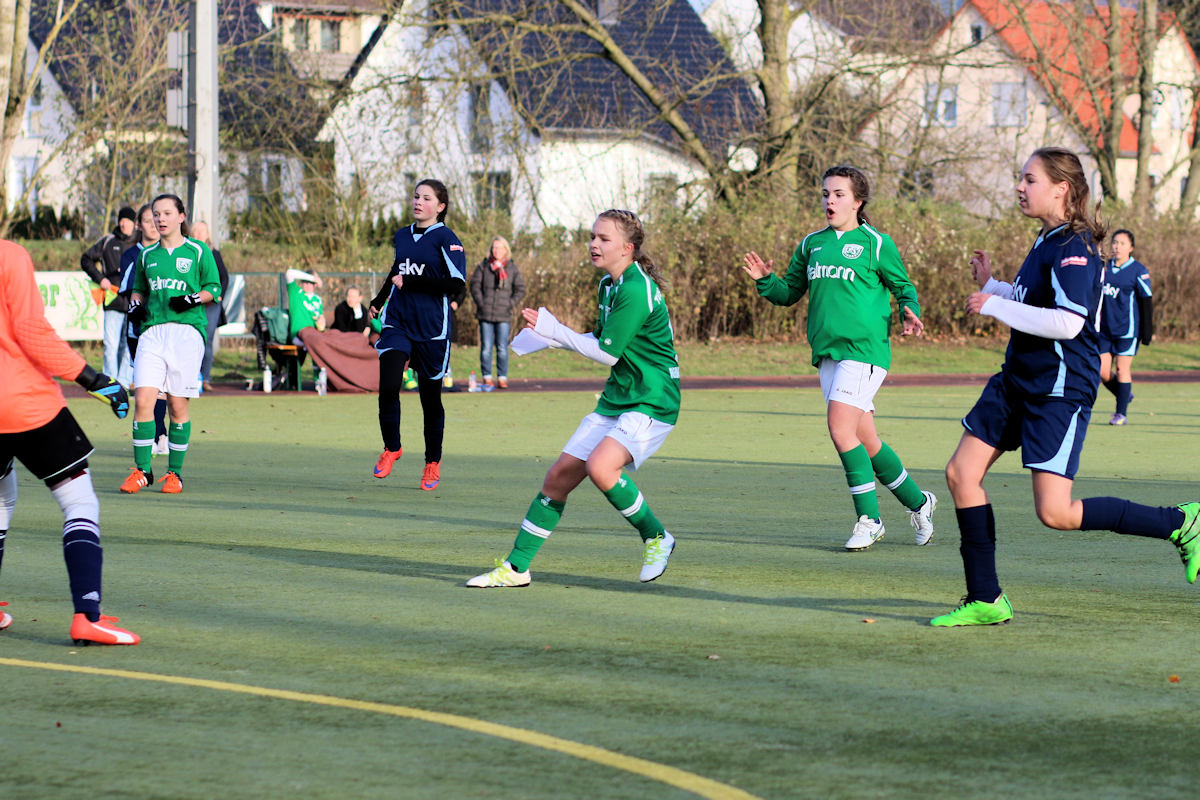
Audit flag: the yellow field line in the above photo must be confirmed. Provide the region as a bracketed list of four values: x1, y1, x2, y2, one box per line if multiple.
[0, 657, 762, 800]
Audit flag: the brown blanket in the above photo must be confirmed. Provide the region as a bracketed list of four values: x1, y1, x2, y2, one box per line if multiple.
[298, 328, 379, 393]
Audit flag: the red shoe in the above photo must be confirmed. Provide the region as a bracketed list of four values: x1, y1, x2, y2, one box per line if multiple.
[498, 376, 508, 389]
[1, 601, 12, 631]
[119, 467, 152, 494]
[420, 461, 441, 491]
[158, 471, 183, 493]
[70, 613, 140, 646]
[374, 448, 402, 478]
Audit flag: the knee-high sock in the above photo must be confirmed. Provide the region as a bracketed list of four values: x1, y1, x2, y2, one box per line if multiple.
[0, 463, 15, 579]
[1102, 376, 1120, 397]
[417, 377, 445, 463]
[601, 472, 666, 541]
[378, 350, 407, 452]
[957, 504, 1001, 603]
[1080, 497, 1181, 539]
[838, 444, 880, 520]
[507, 493, 565, 572]
[167, 420, 191, 474]
[1115, 382, 1133, 415]
[154, 397, 168, 441]
[53, 472, 103, 621]
[132, 420, 154, 472]
[870, 441, 926, 511]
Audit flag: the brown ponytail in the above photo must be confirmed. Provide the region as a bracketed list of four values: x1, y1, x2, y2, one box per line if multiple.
[1030, 147, 1107, 245]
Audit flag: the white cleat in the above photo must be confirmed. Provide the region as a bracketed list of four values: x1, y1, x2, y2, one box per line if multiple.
[466, 560, 531, 588]
[910, 490, 937, 546]
[844, 516, 885, 551]
[639, 532, 675, 582]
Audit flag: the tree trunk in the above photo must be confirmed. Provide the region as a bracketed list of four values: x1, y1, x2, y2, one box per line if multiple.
[0, 0, 31, 221]
[1132, 0, 1158, 211]
[754, 0, 799, 200]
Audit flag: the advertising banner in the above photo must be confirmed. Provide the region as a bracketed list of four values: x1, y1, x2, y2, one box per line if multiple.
[35, 271, 103, 340]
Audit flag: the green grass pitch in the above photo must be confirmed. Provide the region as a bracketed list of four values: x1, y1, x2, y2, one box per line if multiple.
[0, 382, 1196, 799]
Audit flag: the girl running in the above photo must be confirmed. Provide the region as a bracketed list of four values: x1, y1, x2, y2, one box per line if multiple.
[368, 179, 467, 490]
[120, 194, 221, 495]
[467, 209, 680, 587]
[934, 147, 1197, 627]
[742, 165, 936, 551]
[1097, 228, 1152, 425]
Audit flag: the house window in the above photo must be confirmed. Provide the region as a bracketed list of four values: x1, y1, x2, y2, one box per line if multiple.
[16, 157, 39, 209]
[992, 82, 1027, 127]
[469, 84, 491, 153]
[24, 77, 44, 136]
[597, 0, 619, 24]
[970, 24, 983, 44]
[250, 157, 285, 211]
[472, 171, 511, 214]
[320, 19, 341, 53]
[647, 174, 679, 208]
[291, 18, 309, 51]
[406, 83, 425, 152]
[900, 168, 934, 200]
[923, 84, 957, 127]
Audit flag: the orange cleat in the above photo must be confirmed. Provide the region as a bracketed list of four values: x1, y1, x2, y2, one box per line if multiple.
[119, 467, 152, 493]
[498, 376, 508, 389]
[1, 601, 12, 631]
[158, 471, 183, 493]
[374, 448, 402, 478]
[420, 461, 441, 491]
[70, 613, 140, 646]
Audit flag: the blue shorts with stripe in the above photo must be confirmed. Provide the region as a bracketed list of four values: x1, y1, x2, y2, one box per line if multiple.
[1097, 331, 1138, 357]
[962, 373, 1092, 479]
[375, 328, 451, 380]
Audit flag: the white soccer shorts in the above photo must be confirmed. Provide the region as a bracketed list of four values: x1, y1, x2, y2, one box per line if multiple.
[562, 411, 674, 471]
[132, 323, 204, 398]
[818, 357, 887, 413]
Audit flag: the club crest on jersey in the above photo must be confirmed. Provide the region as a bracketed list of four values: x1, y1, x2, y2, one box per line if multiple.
[841, 244, 864, 259]
[176, 257, 193, 274]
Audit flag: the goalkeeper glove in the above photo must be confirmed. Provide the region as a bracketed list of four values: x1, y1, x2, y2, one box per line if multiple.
[127, 298, 147, 324]
[75, 365, 129, 419]
[168, 292, 204, 312]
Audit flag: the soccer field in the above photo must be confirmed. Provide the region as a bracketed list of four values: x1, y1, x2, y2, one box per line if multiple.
[1, 382, 1196, 799]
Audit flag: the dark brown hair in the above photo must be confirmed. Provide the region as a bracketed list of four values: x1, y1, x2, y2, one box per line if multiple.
[151, 193, 190, 237]
[416, 179, 449, 223]
[597, 209, 666, 287]
[1030, 147, 1107, 244]
[822, 164, 871, 225]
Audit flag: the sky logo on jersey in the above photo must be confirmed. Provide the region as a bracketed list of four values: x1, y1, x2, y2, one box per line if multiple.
[149, 276, 191, 292]
[1060, 256, 1089, 268]
[841, 244, 864, 259]
[1012, 281, 1028, 304]
[1103, 283, 1120, 299]
[807, 263, 856, 282]
[395, 258, 427, 276]
[176, 257, 193, 274]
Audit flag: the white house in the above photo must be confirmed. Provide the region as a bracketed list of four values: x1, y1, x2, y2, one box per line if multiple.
[319, 0, 757, 232]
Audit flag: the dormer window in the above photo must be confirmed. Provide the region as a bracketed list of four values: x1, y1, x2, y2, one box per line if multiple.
[970, 24, 983, 44]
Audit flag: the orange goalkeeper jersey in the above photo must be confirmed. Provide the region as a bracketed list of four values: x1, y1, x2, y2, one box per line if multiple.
[0, 239, 86, 433]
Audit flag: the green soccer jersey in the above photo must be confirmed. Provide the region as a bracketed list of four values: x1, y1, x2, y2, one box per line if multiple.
[132, 238, 222, 341]
[755, 224, 920, 369]
[593, 262, 681, 425]
[287, 280, 324, 339]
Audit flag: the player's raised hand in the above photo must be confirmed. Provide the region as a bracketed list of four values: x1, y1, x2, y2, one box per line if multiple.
[969, 250, 992, 288]
[742, 251, 772, 280]
[901, 306, 924, 337]
[75, 365, 129, 419]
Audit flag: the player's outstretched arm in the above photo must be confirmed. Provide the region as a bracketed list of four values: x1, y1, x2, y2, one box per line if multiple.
[75, 365, 129, 419]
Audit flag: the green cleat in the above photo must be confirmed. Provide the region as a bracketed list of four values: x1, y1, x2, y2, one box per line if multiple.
[930, 594, 1013, 627]
[1168, 502, 1200, 584]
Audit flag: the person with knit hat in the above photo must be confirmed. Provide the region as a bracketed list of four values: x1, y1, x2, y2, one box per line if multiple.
[80, 205, 138, 383]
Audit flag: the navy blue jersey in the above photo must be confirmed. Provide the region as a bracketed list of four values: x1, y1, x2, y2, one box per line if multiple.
[1000, 224, 1102, 401]
[379, 223, 467, 341]
[1100, 258, 1151, 340]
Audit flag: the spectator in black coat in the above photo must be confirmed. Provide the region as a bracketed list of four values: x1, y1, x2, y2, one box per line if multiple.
[468, 236, 525, 389]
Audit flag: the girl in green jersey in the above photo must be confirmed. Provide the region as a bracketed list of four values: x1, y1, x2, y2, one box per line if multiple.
[743, 165, 936, 551]
[468, 210, 681, 588]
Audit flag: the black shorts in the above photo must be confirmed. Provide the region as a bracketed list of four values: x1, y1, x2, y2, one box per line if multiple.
[0, 408, 94, 484]
[376, 328, 451, 381]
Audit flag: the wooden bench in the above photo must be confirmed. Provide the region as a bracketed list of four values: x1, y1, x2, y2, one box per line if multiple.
[266, 343, 303, 390]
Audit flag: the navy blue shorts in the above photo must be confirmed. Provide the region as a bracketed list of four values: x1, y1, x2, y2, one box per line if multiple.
[0, 408, 94, 484]
[1097, 331, 1138, 357]
[375, 328, 451, 380]
[962, 373, 1092, 479]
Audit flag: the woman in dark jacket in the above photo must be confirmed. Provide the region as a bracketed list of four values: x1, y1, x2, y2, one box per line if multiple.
[469, 236, 525, 389]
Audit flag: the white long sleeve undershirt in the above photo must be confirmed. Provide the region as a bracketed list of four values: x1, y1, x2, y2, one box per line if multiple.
[980, 295, 1085, 340]
[533, 307, 619, 367]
